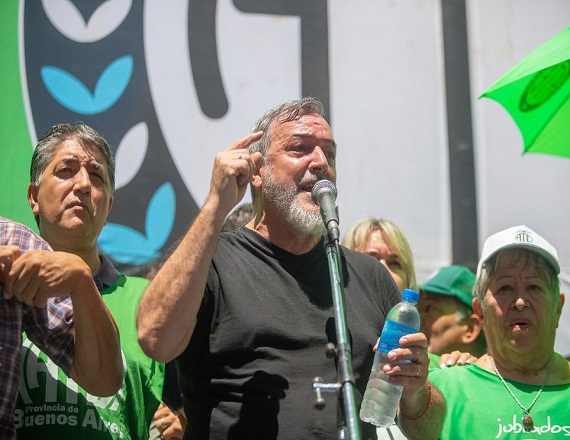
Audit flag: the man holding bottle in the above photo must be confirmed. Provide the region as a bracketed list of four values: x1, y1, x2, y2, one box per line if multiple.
[137, 97, 445, 439]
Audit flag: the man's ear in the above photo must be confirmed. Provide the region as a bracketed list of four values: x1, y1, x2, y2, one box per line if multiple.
[251, 165, 263, 191]
[250, 167, 264, 226]
[27, 182, 40, 215]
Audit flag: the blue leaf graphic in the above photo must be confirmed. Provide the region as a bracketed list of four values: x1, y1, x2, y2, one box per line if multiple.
[41, 55, 133, 115]
[145, 182, 176, 249]
[41, 67, 93, 110]
[98, 223, 159, 265]
[98, 182, 176, 265]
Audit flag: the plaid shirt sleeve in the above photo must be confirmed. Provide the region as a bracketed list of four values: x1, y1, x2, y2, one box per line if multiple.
[1, 217, 75, 437]
[23, 298, 75, 375]
[1, 217, 75, 374]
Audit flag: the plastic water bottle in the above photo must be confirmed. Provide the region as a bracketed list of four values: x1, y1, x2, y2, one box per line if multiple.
[360, 288, 420, 427]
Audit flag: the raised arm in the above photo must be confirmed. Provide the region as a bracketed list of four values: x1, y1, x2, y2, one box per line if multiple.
[4, 249, 123, 397]
[137, 132, 263, 363]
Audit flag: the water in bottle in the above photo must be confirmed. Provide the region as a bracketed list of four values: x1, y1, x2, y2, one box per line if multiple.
[359, 288, 420, 427]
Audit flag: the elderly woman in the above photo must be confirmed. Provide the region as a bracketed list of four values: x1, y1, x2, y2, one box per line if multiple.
[429, 225, 570, 438]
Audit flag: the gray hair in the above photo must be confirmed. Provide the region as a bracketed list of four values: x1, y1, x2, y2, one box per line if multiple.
[473, 248, 560, 311]
[248, 97, 325, 159]
[31, 123, 116, 190]
[30, 123, 116, 227]
[247, 97, 326, 205]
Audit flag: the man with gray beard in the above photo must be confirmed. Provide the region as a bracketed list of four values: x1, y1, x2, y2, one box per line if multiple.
[137, 98, 444, 440]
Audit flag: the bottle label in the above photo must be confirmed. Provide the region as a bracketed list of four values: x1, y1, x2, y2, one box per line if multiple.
[376, 319, 418, 353]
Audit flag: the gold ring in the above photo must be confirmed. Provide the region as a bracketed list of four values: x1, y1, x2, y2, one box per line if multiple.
[160, 417, 166, 429]
[416, 364, 421, 376]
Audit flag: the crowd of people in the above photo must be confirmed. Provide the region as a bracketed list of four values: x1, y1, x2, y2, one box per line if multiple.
[1, 97, 568, 439]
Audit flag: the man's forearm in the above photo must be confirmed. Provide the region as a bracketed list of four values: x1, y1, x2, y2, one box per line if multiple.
[137, 201, 226, 363]
[69, 272, 123, 397]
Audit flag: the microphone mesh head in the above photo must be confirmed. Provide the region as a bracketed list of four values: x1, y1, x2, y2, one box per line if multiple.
[311, 180, 337, 203]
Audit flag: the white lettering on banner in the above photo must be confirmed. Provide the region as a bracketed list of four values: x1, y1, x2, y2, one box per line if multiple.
[66, 376, 79, 404]
[84, 350, 126, 411]
[495, 415, 570, 437]
[82, 409, 124, 438]
[15, 409, 78, 428]
[14, 408, 124, 437]
[20, 338, 60, 404]
[19, 340, 126, 410]
[24, 403, 66, 413]
[67, 368, 123, 410]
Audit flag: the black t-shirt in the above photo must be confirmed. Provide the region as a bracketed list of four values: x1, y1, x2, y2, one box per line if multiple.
[177, 227, 401, 439]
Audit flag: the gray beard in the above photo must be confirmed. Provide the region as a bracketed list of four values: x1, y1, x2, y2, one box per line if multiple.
[263, 166, 324, 237]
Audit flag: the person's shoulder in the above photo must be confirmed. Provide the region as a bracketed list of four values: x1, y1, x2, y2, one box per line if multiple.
[1, 216, 34, 233]
[340, 245, 390, 276]
[340, 245, 377, 264]
[121, 274, 151, 288]
[219, 227, 243, 241]
[428, 351, 441, 369]
[105, 274, 150, 299]
[0, 216, 51, 250]
[218, 226, 265, 252]
[429, 363, 478, 384]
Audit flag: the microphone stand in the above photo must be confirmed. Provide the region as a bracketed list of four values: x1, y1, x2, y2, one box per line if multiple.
[313, 231, 361, 440]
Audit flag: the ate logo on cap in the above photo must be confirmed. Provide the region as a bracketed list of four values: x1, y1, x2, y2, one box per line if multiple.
[514, 229, 533, 244]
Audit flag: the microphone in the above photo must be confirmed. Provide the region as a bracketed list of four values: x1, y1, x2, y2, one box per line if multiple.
[311, 180, 340, 241]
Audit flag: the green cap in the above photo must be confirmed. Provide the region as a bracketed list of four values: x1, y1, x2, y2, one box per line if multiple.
[419, 265, 476, 310]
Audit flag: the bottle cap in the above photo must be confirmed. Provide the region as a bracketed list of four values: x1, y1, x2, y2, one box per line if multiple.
[402, 288, 419, 303]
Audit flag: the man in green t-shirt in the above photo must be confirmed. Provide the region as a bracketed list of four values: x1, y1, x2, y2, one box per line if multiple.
[15, 123, 167, 439]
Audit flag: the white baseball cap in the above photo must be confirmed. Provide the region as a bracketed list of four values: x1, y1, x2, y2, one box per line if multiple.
[477, 225, 560, 276]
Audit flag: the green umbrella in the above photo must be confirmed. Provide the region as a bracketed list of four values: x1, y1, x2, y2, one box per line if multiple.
[480, 26, 570, 158]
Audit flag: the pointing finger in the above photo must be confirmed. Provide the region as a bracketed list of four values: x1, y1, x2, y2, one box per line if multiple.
[227, 131, 263, 153]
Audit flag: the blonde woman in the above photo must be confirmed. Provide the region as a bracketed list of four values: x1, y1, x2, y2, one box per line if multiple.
[343, 218, 417, 293]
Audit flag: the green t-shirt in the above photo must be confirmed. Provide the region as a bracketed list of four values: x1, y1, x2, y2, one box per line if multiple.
[16, 275, 164, 439]
[429, 363, 570, 439]
[428, 352, 441, 370]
